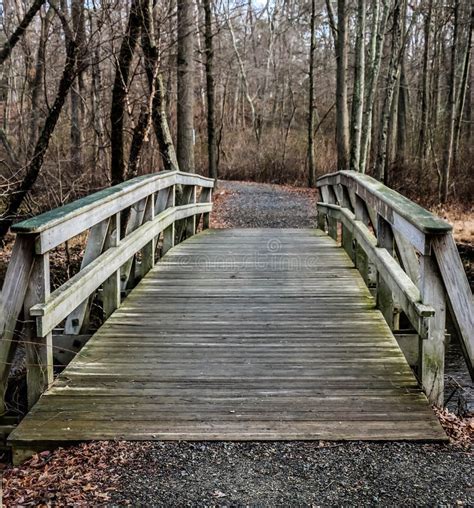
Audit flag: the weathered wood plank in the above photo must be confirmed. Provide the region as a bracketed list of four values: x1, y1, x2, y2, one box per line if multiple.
[102, 213, 121, 319]
[23, 252, 52, 408]
[317, 204, 433, 338]
[9, 229, 445, 458]
[30, 203, 211, 336]
[419, 254, 446, 406]
[432, 234, 474, 379]
[0, 235, 36, 410]
[12, 171, 214, 254]
[64, 218, 110, 335]
[317, 171, 451, 235]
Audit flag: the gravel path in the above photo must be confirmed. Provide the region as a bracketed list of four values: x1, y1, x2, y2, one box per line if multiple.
[2, 180, 473, 506]
[210, 180, 318, 228]
[111, 442, 472, 506]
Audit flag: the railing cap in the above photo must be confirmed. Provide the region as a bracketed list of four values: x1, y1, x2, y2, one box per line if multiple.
[12, 170, 213, 234]
[316, 170, 452, 235]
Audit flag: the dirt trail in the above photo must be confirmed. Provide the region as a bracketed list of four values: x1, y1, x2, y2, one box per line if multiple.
[211, 180, 318, 228]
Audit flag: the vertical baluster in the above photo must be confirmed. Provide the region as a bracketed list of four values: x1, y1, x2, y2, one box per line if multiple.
[186, 185, 197, 238]
[64, 218, 110, 335]
[376, 214, 399, 329]
[163, 185, 176, 254]
[23, 251, 52, 408]
[325, 186, 338, 241]
[200, 187, 212, 231]
[103, 213, 121, 318]
[339, 186, 354, 260]
[141, 194, 156, 276]
[121, 198, 148, 290]
[354, 195, 376, 293]
[419, 253, 446, 406]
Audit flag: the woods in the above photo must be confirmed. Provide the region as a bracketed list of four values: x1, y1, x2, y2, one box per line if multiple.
[0, 0, 472, 236]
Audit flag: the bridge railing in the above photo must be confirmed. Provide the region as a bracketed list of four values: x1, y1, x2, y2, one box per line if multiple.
[316, 170, 473, 405]
[0, 170, 214, 409]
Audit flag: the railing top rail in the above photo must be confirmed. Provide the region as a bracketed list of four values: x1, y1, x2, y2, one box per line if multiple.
[12, 170, 214, 235]
[316, 170, 451, 235]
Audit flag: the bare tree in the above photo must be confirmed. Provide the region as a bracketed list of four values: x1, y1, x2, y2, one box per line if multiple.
[440, 0, 460, 202]
[203, 0, 217, 179]
[177, 0, 196, 172]
[307, 0, 317, 186]
[453, 3, 472, 171]
[0, 0, 46, 65]
[375, 0, 404, 183]
[418, 0, 433, 174]
[140, 0, 179, 172]
[0, 24, 79, 238]
[360, 0, 390, 174]
[110, 0, 142, 185]
[349, 0, 366, 172]
[333, 0, 350, 170]
[70, 0, 86, 175]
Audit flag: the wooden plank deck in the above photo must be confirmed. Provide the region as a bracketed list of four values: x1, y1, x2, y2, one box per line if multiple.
[9, 228, 446, 456]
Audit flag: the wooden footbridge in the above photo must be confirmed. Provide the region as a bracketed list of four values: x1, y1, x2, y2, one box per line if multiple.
[1, 170, 472, 463]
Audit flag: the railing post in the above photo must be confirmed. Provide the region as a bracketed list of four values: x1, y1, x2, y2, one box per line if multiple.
[186, 185, 197, 238]
[0, 235, 35, 412]
[419, 253, 446, 406]
[64, 218, 110, 335]
[321, 185, 338, 241]
[141, 194, 156, 276]
[103, 213, 121, 319]
[376, 214, 399, 329]
[200, 187, 212, 230]
[121, 198, 148, 290]
[163, 185, 175, 254]
[23, 251, 53, 408]
[336, 185, 354, 261]
[354, 195, 377, 294]
[317, 208, 327, 232]
[354, 194, 370, 225]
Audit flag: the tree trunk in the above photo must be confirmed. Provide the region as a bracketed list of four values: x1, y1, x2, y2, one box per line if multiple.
[360, 0, 389, 174]
[0, 0, 46, 65]
[110, 0, 141, 185]
[396, 61, 408, 162]
[349, 0, 366, 172]
[418, 0, 432, 174]
[70, 0, 85, 175]
[140, 0, 179, 172]
[335, 0, 350, 170]
[307, 0, 317, 187]
[27, 6, 53, 159]
[375, 0, 404, 183]
[440, 0, 460, 203]
[227, 15, 257, 141]
[203, 0, 217, 179]
[89, 9, 107, 178]
[177, 0, 195, 172]
[453, 5, 472, 171]
[128, 105, 150, 179]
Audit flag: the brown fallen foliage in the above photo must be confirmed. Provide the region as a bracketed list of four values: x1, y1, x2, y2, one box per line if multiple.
[433, 407, 474, 449]
[210, 187, 234, 228]
[2, 441, 150, 506]
[431, 204, 474, 247]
